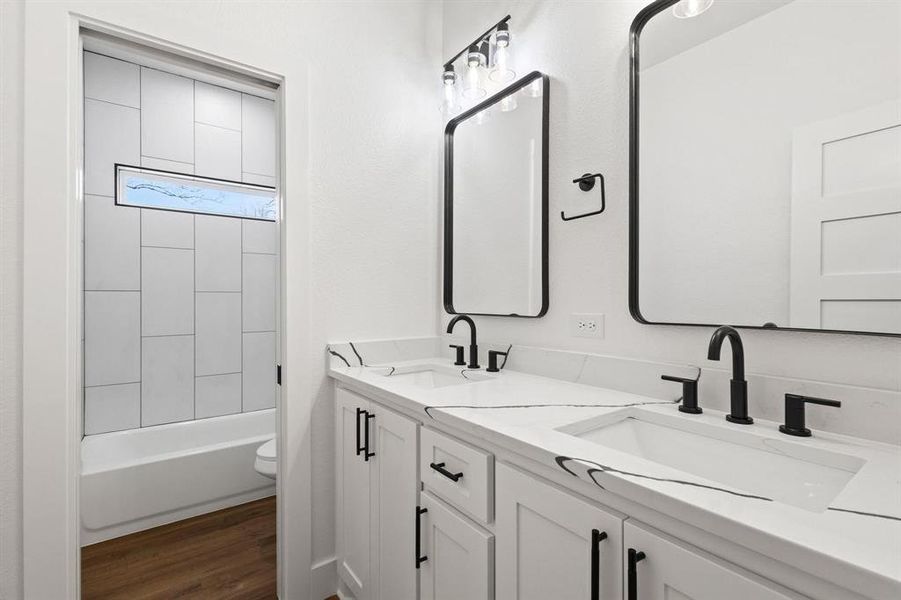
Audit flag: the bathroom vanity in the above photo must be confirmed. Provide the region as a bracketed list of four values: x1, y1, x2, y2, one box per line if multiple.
[329, 343, 901, 600]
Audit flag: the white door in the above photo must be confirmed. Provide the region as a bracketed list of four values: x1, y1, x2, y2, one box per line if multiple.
[495, 463, 624, 600]
[336, 388, 372, 599]
[623, 521, 807, 600]
[419, 491, 493, 600]
[369, 405, 419, 600]
[790, 100, 901, 333]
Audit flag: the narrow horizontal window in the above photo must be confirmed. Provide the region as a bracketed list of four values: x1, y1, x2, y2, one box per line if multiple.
[115, 165, 277, 221]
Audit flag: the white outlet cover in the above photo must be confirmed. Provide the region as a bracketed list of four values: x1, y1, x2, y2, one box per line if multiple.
[570, 313, 605, 338]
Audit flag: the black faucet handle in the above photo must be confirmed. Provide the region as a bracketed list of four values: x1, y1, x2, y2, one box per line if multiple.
[661, 375, 701, 414]
[780, 394, 841, 437]
[449, 344, 466, 366]
[487, 350, 508, 373]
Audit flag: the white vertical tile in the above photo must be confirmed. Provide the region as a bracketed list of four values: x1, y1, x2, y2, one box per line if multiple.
[242, 220, 278, 255]
[142, 336, 194, 426]
[141, 156, 194, 174]
[195, 81, 241, 130]
[242, 253, 277, 332]
[84, 52, 140, 108]
[241, 94, 276, 177]
[84, 383, 141, 435]
[142, 248, 194, 336]
[195, 292, 241, 376]
[141, 67, 194, 163]
[84, 195, 140, 290]
[195, 215, 241, 291]
[242, 173, 276, 187]
[195, 123, 242, 181]
[84, 292, 140, 386]
[84, 99, 140, 196]
[141, 209, 194, 249]
[243, 331, 275, 411]
[195, 373, 242, 419]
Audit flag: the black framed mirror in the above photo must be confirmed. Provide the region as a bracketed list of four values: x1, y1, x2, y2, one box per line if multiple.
[444, 71, 549, 318]
[630, 0, 901, 337]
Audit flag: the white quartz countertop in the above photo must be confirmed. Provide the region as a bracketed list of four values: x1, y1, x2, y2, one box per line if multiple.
[329, 358, 901, 599]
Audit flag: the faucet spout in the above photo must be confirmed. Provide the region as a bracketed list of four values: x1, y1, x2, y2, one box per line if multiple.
[447, 315, 480, 369]
[707, 326, 753, 424]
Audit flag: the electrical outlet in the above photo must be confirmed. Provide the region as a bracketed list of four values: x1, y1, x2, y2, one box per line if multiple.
[570, 313, 605, 338]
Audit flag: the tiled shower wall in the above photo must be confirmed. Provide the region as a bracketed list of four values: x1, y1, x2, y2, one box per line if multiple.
[83, 51, 278, 435]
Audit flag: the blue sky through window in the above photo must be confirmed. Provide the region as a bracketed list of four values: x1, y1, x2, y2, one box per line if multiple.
[117, 167, 277, 221]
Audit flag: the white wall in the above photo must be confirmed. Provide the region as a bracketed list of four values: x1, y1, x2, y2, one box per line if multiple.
[3, 1, 441, 598]
[0, 0, 24, 596]
[638, 0, 900, 325]
[441, 1, 901, 394]
[82, 52, 279, 434]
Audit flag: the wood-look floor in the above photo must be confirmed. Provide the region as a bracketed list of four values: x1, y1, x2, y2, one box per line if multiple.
[82, 497, 277, 600]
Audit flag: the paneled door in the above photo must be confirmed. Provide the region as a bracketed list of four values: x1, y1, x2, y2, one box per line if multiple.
[623, 521, 807, 600]
[790, 100, 901, 333]
[495, 463, 624, 600]
[335, 388, 371, 600]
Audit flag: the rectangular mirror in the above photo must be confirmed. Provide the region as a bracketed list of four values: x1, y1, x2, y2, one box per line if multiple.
[630, 0, 901, 336]
[444, 71, 549, 317]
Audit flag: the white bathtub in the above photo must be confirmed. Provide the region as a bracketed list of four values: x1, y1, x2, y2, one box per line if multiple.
[80, 409, 276, 546]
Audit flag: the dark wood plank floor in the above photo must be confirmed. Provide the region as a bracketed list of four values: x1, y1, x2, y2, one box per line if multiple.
[82, 497, 277, 600]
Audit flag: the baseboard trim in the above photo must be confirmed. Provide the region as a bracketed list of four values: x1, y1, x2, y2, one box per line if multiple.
[312, 555, 337, 600]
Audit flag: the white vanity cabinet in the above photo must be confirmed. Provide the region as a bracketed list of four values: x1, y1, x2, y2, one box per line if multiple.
[495, 463, 624, 600]
[336, 387, 419, 600]
[623, 521, 808, 600]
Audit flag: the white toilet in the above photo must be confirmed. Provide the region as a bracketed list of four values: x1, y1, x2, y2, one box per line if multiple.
[254, 438, 277, 480]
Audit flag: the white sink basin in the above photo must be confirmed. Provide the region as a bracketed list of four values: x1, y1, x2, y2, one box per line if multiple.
[557, 409, 865, 512]
[372, 364, 493, 389]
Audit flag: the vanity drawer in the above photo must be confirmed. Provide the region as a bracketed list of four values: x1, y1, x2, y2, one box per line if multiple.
[420, 427, 494, 523]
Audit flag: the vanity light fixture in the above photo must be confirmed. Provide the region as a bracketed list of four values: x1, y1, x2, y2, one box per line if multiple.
[439, 15, 514, 118]
[672, 0, 714, 19]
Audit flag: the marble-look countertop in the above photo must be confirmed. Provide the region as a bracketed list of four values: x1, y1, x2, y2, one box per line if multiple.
[329, 357, 901, 599]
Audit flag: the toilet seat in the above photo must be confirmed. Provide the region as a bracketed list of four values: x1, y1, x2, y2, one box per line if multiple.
[254, 438, 277, 479]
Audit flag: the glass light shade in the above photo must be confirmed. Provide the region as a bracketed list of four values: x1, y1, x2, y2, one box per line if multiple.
[522, 78, 543, 98]
[473, 106, 491, 125]
[499, 93, 517, 113]
[439, 70, 461, 116]
[489, 44, 516, 84]
[672, 0, 714, 18]
[462, 52, 487, 101]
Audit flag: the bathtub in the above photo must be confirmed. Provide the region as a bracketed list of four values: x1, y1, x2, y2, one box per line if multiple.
[80, 409, 276, 546]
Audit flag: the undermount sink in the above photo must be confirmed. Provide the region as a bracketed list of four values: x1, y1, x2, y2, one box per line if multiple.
[372, 364, 493, 389]
[557, 408, 865, 512]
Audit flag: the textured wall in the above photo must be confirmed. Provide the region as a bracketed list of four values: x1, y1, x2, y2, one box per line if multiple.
[0, 0, 24, 596]
[442, 0, 901, 393]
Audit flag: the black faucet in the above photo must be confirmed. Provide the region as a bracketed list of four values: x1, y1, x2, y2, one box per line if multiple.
[707, 326, 753, 424]
[447, 315, 479, 369]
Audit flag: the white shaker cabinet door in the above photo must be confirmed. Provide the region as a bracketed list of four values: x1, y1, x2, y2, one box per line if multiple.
[495, 462, 624, 600]
[419, 491, 493, 600]
[335, 388, 372, 600]
[624, 521, 808, 600]
[369, 405, 419, 600]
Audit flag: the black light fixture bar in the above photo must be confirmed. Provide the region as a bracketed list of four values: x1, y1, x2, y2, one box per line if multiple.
[443, 14, 512, 70]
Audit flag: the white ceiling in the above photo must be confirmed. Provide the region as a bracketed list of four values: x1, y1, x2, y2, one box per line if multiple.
[640, 0, 795, 69]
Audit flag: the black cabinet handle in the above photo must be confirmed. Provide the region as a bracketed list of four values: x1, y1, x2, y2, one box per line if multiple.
[627, 548, 646, 600]
[364, 412, 375, 461]
[415, 506, 428, 568]
[590, 529, 608, 600]
[429, 462, 463, 482]
[355, 407, 365, 456]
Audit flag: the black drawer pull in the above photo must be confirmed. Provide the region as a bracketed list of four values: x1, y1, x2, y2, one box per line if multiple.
[429, 462, 463, 482]
[415, 506, 428, 568]
[627, 548, 646, 600]
[355, 407, 365, 456]
[364, 412, 375, 461]
[590, 529, 607, 600]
